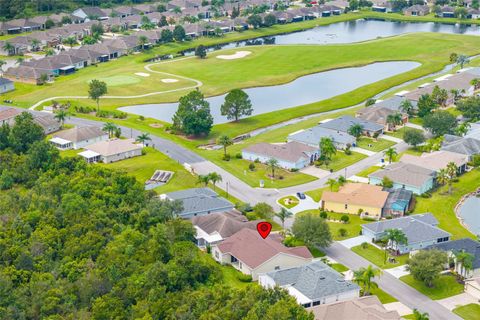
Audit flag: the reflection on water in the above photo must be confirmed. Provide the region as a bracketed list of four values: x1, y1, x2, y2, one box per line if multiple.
[120, 61, 420, 124]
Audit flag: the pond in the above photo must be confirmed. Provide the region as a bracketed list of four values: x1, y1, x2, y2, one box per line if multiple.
[457, 195, 480, 236]
[119, 61, 420, 124]
[181, 19, 480, 54]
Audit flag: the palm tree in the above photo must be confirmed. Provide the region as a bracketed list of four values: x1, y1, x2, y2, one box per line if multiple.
[275, 207, 292, 230]
[450, 89, 462, 103]
[208, 172, 222, 190]
[446, 162, 458, 194]
[319, 137, 336, 165]
[138, 35, 149, 51]
[0, 60, 5, 77]
[455, 251, 474, 279]
[63, 36, 77, 48]
[348, 123, 364, 139]
[102, 122, 118, 138]
[30, 38, 40, 52]
[354, 265, 382, 296]
[337, 175, 347, 186]
[54, 109, 69, 128]
[136, 133, 152, 146]
[383, 229, 408, 261]
[45, 48, 55, 56]
[456, 54, 470, 69]
[386, 113, 403, 131]
[217, 135, 233, 159]
[2, 42, 15, 56]
[266, 158, 278, 179]
[412, 309, 429, 320]
[326, 178, 337, 191]
[455, 122, 470, 137]
[384, 147, 397, 164]
[400, 99, 415, 116]
[15, 57, 24, 65]
[436, 168, 449, 188]
[471, 78, 480, 90]
[197, 174, 210, 187]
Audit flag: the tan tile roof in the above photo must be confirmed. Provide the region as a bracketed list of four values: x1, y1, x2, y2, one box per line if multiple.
[243, 141, 317, 163]
[192, 210, 259, 238]
[217, 228, 312, 269]
[0, 108, 21, 122]
[321, 183, 389, 208]
[85, 138, 142, 156]
[400, 151, 468, 171]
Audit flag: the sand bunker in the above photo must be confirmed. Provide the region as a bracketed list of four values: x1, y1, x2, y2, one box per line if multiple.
[161, 78, 179, 83]
[216, 51, 252, 60]
[135, 72, 150, 77]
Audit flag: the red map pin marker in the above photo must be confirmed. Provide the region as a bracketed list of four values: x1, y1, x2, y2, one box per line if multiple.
[257, 222, 272, 239]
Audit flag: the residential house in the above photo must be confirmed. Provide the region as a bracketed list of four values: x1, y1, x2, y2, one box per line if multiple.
[31, 113, 61, 134]
[465, 278, 480, 299]
[192, 210, 259, 248]
[309, 296, 401, 320]
[427, 238, 480, 278]
[356, 104, 408, 131]
[321, 183, 389, 219]
[400, 151, 469, 174]
[368, 162, 436, 195]
[72, 7, 110, 21]
[160, 188, 235, 219]
[361, 213, 451, 254]
[371, 1, 393, 13]
[468, 8, 480, 19]
[0, 78, 15, 94]
[441, 134, 480, 161]
[79, 138, 143, 163]
[319, 115, 384, 137]
[49, 126, 109, 150]
[382, 188, 414, 218]
[212, 228, 313, 280]
[440, 6, 456, 18]
[288, 125, 356, 150]
[317, 5, 343, 17]
[259, 261, 359, 308]
[0, 107, 21, 126]
[403, 5, 430, 16]
[242, 141, 319, 170]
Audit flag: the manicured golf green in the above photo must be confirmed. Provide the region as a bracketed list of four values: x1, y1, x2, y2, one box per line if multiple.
[95, 75, 142, 87]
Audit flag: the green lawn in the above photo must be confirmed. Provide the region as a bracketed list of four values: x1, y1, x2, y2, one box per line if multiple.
[351, 243, 409, 269]
[408, 117, 424, 126]
[414, 168, 480, 239]
[330, 263, 349, 273]
[278, 195, 300, 209]
[355, 166, 381, 178]
[203, 252, 253, 289]
[385, 127, 423, 139]
[305, 187, 330, 202]
[400, 274, 464, 300]
[318, 151, 367, 172]
[297, 210, 368, 240]
[369, 286, 398, 304]
[356, 137, 396, 152]
[453, 303, 480, 320]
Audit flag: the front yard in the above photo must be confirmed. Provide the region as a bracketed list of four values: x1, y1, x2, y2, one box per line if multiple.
[384, 127, 423, 139]
[318, 151, 367, 172]
[399, 274, 464, 300]
[453, 303, 480, 320]
[355, 165, 381, 178]
[356, 137, 396, 152]
[351, 243, 409, 269]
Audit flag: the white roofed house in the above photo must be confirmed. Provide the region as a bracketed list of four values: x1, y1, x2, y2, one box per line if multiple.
[49, 126, 108, 150]
[79, 138, 142, 163]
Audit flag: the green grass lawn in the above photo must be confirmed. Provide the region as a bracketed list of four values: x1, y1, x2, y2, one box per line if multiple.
[369, 286, 398, 304]
[305, 186, 330, 202]
[408, 117, 424, 126]
[384, 127, 423, 139]
[453, 303, 480, 320]
[355, 166, 381, 178]
[400, 274, 464, 300]
[297, 210, 368, 240]
[356, 137, 396, 152]
[203, 252, 253, 289]
[414, 168, 480, 239]
[330, 263, 349, 273]
[278, 195, 300, 209]
[351, 243, 409, 269]
[318, 151, 367, 172]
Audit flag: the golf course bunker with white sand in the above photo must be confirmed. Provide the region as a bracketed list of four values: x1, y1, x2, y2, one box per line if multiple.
[216, 51, 252, 60]
[161, 79, 179, 83]
[135, 72, 150, 77]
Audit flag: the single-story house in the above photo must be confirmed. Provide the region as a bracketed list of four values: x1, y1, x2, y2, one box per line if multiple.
[0, 78, 15, 94]
[160, 188, 234, 219]
[0, 107, 21, 126]
[288, 125, 356, 150]
[3, 65, 54, 85]
[212, 228, 312, 280]
[427, 238, 480, 278]
[369, 162, 436, 195]
[321, 183, 389, 219]
[50, 126, 109, 150]
[309, 296, 401, 320]
[242, 141, 319, 170]
[361, 213, 451, 254]
[356, 105, 408, 131]
[192, 210, 259, 249]
[32, 113, 60, 134]
[382, 188, 414, 218]
[400, 151, 469, 174]
[403, 5, 429, 16]
[440, 6, 455, 18]
[441, 135, 480, 161]
[319, 115, 384, 137]
[79, 138, 142, 163]
[465, 278, 480, 300]
[72, 7, 110, 21]
[259, 261, 360, 308]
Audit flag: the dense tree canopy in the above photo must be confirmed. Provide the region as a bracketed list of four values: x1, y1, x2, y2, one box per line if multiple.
[172, 90, 213, 136]
[0, 114, 312, 319]
[423, 110, 457, 136]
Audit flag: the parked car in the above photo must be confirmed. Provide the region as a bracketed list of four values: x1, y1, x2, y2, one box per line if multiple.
[297, 192, 306, 200]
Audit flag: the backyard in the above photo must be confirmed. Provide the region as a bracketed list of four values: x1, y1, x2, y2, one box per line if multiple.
[399, 274, 464, 300]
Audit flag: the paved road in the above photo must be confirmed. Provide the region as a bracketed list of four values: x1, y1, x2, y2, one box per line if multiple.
[325, 242, 462, 320]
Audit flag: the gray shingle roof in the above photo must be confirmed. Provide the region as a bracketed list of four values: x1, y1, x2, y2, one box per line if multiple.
[442, 137, 480, 156]
[362, 213, 450, 244]
[165, 188, 234, 218]
[54, 126, 106, 143]
[428, 238, 480, 269]
[266, 261, 359, 300]
[288, 125, 356, 147]
[369, 162, 435, 188]
[319, 115, 383, 133]
[0, 78, 13, 86]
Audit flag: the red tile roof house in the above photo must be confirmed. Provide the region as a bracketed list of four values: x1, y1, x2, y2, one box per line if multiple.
[242, 141, 319, 170]
[211, 228, 313, 280]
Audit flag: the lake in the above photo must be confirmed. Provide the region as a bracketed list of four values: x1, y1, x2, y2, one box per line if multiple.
[120, 61, 420, 124]
[457, 196, 480, 236]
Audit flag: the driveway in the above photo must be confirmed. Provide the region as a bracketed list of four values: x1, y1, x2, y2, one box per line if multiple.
[351, 147, 377, 156]
[437, 293, 479, 311]
[385, 265, 410, 279]
[338, 235, 371, 249]
[300, 166, 330, 179]
[324, 242, 462, 320]
[384, 302, 412, 316]
[284, 195, 319, 214]
[379, 134, 403, 143]
[348, 175, 369, 183]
